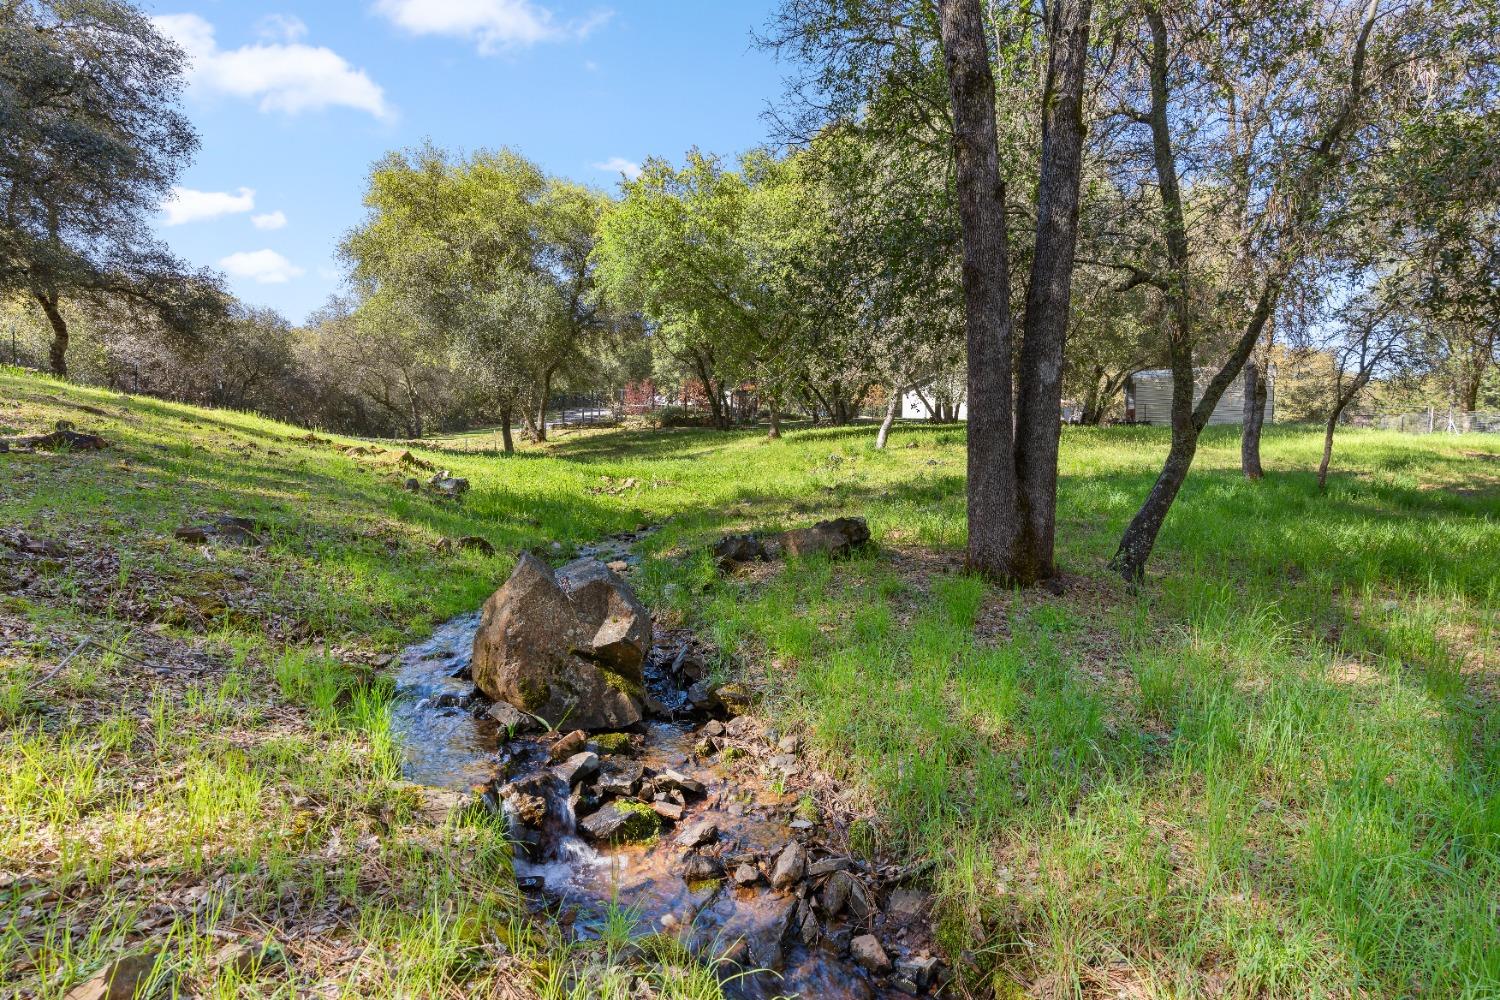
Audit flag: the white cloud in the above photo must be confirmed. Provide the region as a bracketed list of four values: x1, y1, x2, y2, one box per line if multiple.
[593, 157, 641, 180]
[251, 210, 288, 230]
[256, 13, 308, 43]
[220, 249, 305, 284]
[162, 186, 256, 225]
[374, 0, 611, 53]
[154, 13, 391, 119]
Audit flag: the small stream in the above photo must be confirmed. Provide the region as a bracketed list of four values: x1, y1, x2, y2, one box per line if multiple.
[392, 531, 942, 999]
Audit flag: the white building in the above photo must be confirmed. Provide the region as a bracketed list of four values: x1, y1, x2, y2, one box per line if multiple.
[1123, 368, 1274, 426]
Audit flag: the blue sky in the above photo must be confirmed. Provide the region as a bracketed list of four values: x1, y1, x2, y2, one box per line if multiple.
[148, 0, 785, 322]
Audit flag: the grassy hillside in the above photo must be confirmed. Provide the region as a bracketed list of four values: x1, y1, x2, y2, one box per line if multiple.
[2, 366, 1497, 998]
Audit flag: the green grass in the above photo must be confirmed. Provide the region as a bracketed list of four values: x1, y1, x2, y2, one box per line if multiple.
[2, 366, 1498, 998]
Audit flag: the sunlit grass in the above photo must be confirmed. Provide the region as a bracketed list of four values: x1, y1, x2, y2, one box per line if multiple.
[1, 366, 1497, 997]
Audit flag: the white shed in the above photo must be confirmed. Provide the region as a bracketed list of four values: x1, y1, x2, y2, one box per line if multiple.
[1124, 368, 1274, 426]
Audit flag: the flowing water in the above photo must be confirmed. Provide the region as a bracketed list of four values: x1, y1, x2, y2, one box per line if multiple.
[392, 532, 940, 999]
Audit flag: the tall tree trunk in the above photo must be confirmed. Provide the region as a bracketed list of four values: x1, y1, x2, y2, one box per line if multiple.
[875, 385, 901, 449]
[521, 406, 540, 442]
[500, 404, 515, 453]
[1108, 10, 1274, 582]
[1013, 0, 1092, 582]
[34, 290, 68, 377]
[404, 376, 424, 439]
[1241, 361, 1266, 479]
[767, 400, 782, 439]
[939, 0, 1020, 580]
[1317, 411, 1338, 492]
[1081, 365, 1105, 425]
[533, 367, 556, 442]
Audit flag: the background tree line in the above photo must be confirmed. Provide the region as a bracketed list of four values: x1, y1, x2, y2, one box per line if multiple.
[4, 0, 1496, 582]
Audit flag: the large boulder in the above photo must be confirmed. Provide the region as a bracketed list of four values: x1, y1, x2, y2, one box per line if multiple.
[556, 558, 651, 680]
[471, 553, 649, 731]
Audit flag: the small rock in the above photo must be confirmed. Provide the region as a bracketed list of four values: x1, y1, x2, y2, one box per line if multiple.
[553, 752, 600, 787]
[887, 887, 930, 918]
[850, 934, 891, 974]
[404, 477, 422, 492]
[674, 818, 719, 848]
[897, 956, 940, 989]
[681, 855, 723, 883]
[651, 801, 684, 822]
[486, 701, 536, 732]
[823, 869, 853, 915]
[549, 729, 588, 762]
[797, 907, 820, 946]
[771, 840, 805, 890]
[733, 863, 760, 886]
[808, 857, 854, 878]
[768, 754, 801, 774]
[578, 802, 658, 843]
[778, 734, 802, 754]
[702, 719, 726, 737]
[62, 953, 162, 1000]
[847, 876, 874, 920]
[656, 769, 706, 797]
[173, 525, 209, 544]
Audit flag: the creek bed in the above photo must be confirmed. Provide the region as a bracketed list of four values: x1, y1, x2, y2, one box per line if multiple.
[392, 534, 942, 999]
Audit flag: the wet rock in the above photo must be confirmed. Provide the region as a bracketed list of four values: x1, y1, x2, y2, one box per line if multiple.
[897, 956, 940, 990]
[796, 901, 821, 946]
[548, 729, 588, 762]
[578, 802, 659, 843]
[779, 516, 871, 559]
[850, 934, 892, 974]
[681, 855, 723, 883]
[656, 769, 706, 797]
[596, 762, 642, 798]
[771, 840, 806, 890]
[590, 732, 634, 755]
[651, 801, 684, 822]
[747, 897, 799, 971]
[485, 701, 537, 732]
[674, 818, 718, 848]
[470, 554, 644, 732]
[733, 863, 760, 886]
[823, 869, 854, 915]
[553, 751, 599, 787]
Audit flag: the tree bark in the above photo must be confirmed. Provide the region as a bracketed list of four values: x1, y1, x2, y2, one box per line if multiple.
[1241, 361, 1266, 479]
[1317, 411, 1338, 492]
[1108, 10, 1276, 582]
[875, 385, 901, 449]
[34, 290, 68, 377]
[939, 0, 1020, 581]
[767, 400, 782, 439]
[1013, 0, 1092, 582]
[533, 366, 556, 443]
[500, 404, 515, 453]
